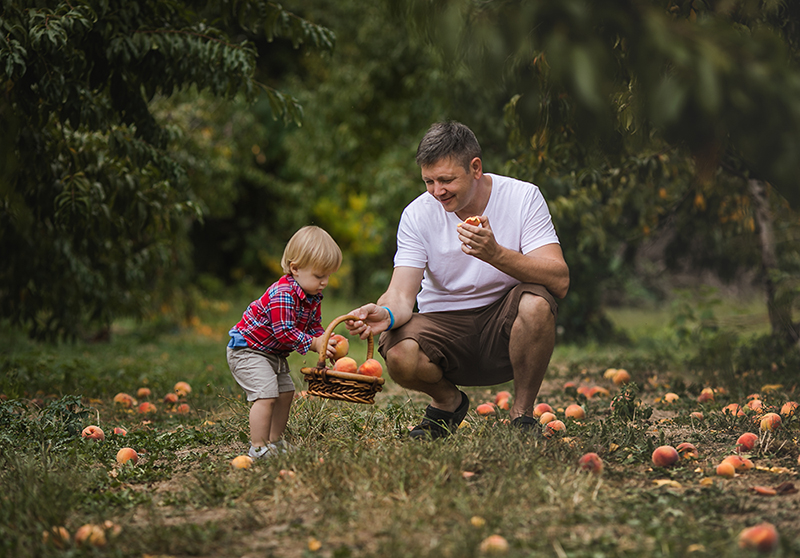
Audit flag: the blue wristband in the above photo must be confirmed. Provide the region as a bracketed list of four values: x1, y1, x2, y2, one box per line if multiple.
[381, 306, 395, 331]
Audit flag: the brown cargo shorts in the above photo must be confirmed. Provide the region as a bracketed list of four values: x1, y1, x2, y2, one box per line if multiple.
[377, 283, 557, 386]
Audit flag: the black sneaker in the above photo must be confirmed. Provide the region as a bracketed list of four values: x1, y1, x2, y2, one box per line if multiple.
[511, 415, 542, 436]
[408, 391, 470, 440]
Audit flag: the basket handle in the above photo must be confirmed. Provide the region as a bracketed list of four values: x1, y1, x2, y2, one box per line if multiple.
[316, 314, 374, 368]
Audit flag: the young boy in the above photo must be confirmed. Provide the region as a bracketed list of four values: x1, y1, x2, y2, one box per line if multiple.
[227, 226, 342, 459]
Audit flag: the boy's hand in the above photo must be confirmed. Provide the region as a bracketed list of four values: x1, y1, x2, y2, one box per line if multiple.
[312, 335, 337, 359]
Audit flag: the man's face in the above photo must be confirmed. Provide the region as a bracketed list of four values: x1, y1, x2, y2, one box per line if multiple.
[421, 156, 480, 215]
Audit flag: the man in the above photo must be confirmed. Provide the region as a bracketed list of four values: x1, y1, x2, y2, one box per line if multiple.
[346, 121, 569, 439]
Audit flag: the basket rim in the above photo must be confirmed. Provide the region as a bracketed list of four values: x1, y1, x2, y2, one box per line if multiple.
[301, 365, 385, 386]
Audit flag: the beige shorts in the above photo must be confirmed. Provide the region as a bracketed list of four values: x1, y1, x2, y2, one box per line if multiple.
[378, 283, 557, 386]
[226, 347, 296, 401]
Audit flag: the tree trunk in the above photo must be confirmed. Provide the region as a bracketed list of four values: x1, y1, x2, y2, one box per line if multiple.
[747, 179, 798, 344]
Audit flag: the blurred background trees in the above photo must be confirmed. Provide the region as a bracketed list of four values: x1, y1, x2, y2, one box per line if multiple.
[2, 0, 799, 350]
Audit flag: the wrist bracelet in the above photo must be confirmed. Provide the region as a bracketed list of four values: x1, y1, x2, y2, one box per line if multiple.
[381, 306, 395, 331]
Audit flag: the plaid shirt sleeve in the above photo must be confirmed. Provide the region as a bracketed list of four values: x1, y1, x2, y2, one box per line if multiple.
[265, 289, 315, 355]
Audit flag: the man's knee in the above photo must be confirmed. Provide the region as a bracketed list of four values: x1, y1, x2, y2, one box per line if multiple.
[385, 339, 441, 386]
[515, 293, 555, 333]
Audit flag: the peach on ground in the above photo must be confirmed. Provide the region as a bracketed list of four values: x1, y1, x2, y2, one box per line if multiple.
[176, 403, 190, 414]
[780, 400, 798, 416]
[753, 485, 777, 496]
[722, 403, 745, 417]
[470, 516, 487, 528]
[494, 390, 512, 405]
[588, 386, 610, 398]
[760, 412, 781, 431]
[737, 432, 758, 452]
[576, 385, 592, 397]
[543, 420, 565, 438]
[357, 358, 383, 378]
[476, 403, 496, 416]
[174, 381, 192, 396]
[81, 425, 105, 441]
[603, 368, 618, 379]
[332, 356, 358, 374]
[690, 412, 704, 421]
[74, 524, 106, 547]
[716, 461, 736, 478]
[578, 452, 603, 474]
[747, 399, 764, 412]
[163, 392, 179, 404]
[231, 455, 254, 469]
[651, 445, 679, 467]
[565, 404, 586, 420]
[563, 381, 577, 390]
[538, 411, 557, 425]
[137, 402, 157, 414]
[112, 427, 127, 436]
[612, 369, 631, 385]
[722, 455, 749, 472]
[676, 442, 699, 460]
[331, 334, 349, 361]
[697, 387, 715, 403]
[116, 447, 138, 464]
[663, 393, 679, 403]
[136, 387, 151, 399]
[496, 397, 510, 410]
[113, 392, 137, 408]
[478, 534, 509, 555]
[738, 522, 779, 552]
[42, 526, 70, 549]
[533, 403, 553, 417]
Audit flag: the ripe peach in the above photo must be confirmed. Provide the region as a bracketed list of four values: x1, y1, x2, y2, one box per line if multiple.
[332, 356, 358, 374]
[612, 369, 631, 385]
[564, 404, 586, 420]
[74, 524, 106, 547]
[663, 392, 679, 404]
[722, 403, 745, 417]
[747, 399, 764, 412]
[690, 411, 704, 421]
[780, 401, 798, 417]
[578, 452, 603, 474]
[112, 427, 127, 436]
[476, 403, 496, 416]
[113, 392, 137, 408]
[136, 387, 151, 399]
[174, 381, 192, 396]
[81, 425, 105, 441]
[697, 387, 715, 403]
[357, 358, 383, 378]
[231, 455, 254, 469]
[676, 442, 699, 460]
[496, 397, 510, 410]
[737, 432, 758, 453]
[543, 419, 565, 438]
[716, 461, 736, 478]
[137, 402, 157, 414]
[533, 403, 554, 417]
[538, 411, 557, 425]
[563, 381, 577, 390]
[42, 526, 70, 549]
[461, 216, 481, 227]
[588, 386, 610, 398]
[576, 385, 592, 397]
[760, 412, 781, 431]
[651, 445, 679, 468]
[603, 367, 618, 379]
[722, 455, 748, 473]
[494, 391, 512, 405]
[163, 392, 179, 405]
[176, 403, 190, 414]
[331, 334, 349, 361]
[116, 447, 138, 465]
[478, 534, 509, 555]
[738, 522, 779, 552]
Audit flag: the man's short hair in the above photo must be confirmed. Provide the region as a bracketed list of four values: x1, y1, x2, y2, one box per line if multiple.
[415, 121, 482, 171]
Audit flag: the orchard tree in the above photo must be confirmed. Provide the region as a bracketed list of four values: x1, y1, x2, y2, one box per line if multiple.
[0, 0, 333, 340]
[408, 0, 800, 344]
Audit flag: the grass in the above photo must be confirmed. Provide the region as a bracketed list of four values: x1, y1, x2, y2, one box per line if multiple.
[1, 289, 799, 557]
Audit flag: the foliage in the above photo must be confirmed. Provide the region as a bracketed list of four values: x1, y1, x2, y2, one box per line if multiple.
[0, 0, 333, 340]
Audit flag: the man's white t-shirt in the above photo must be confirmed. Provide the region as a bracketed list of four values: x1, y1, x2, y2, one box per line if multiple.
[394, 173, 560, 313]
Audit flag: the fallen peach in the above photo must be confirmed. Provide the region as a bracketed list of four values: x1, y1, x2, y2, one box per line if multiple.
[722, 403, 745, 417]
[738, 522, 779, 553]
[478, 534, 509, 555]
[231, 455, 254, 469]
[780, 400, 798, 417]
[496, 397, 510, 411]
[357, 358, 383, 378]
[112, 427, 127, 436]
[588, 386, 610, 398]
[697, 387, 715, 403]
[576, 385, 592, 397]
[331, 334, 349, 361]
[564, 404, 586, 420]
[663, 392, 679, 403]
[612, 369, 631, 386]
[651, 445, 679, 468]
[116, 447, 138, 465]
[752, 485, 777, 496]
[690, 411, 704, 421]
[533, 403, 554, 417]
[578, 452, 603, 474]
[112, 392, 137, 408]
[737, 432, 758, 453]
[722, 455, 748, 473]
[603, 367, 618, 379]
[163, 392, 179, 405]
[136, 387, 151, 399]
[538, 411, 557, 425]
[476, 403, 496, 416]
[494, 391, 512, 405]
[74, 524, 106, 547]
[332, 356, 358, 374]
[42, 526, 70, 549]
[175, 403, 190, 414]
[747, 399, 764, 412]
[760, 412, 781, 431]
[543, 419, 565, 438]
[174, 381, 192, 396]
[137, 402, 157, 414]
[81, 425, 105, 442]
[676, 442, 699, 460]
[716, 461, 736, 478]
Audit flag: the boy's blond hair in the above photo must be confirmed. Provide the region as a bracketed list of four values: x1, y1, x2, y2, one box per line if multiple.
[281, 226, 342, 274]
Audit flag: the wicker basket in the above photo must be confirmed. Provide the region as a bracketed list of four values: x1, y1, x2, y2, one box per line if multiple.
[300, 314, 385, 404]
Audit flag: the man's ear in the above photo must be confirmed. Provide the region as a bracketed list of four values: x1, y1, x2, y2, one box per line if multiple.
[470, 156, 483, 178]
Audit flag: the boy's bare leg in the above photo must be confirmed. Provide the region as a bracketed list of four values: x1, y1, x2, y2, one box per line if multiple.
[508, 293, 556, 420]
[385, 339, 462, 412]
[268, 390, 295, 442]
[249, 398, 276, 447]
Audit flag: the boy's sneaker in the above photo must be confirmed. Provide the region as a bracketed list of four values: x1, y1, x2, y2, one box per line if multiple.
[249, 443, 279, 459]
[408, 391, 470, 440]
[274, 440, 295, 454]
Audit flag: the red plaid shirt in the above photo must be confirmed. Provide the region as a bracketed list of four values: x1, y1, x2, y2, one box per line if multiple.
[233, 275, 324, 356]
